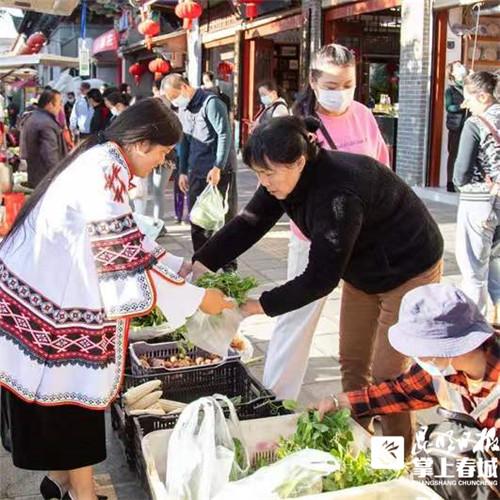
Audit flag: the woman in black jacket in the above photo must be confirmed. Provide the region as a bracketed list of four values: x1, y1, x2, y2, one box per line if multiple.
[193, 117, 444, 456]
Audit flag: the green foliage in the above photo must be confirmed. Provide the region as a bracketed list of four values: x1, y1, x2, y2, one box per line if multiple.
[195, 272, 258, 306]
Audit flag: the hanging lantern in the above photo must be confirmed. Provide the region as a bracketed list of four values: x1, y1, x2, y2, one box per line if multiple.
[26, 32, 47, 54]
[148, 58, 171, 81]
[138, 19, 160, 50]
[129, 62, 147, 85]
[217, 61, 233, 81]
[175, 0, 203, 30]
[238, 0, 262, 20]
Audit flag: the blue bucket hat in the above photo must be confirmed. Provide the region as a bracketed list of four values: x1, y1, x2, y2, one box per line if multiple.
[388, 283, 494, 358]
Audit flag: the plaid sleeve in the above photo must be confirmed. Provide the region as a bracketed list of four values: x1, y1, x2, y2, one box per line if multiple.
[347, 364, 439, 417]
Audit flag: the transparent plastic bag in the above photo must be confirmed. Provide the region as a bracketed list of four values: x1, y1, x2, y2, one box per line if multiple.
[214, 449, 339, 499]
[133, 212, 163, 241]
[190, 184, 228, 232]
[185, 308, 253, 361]
[165, 395, 249, 500]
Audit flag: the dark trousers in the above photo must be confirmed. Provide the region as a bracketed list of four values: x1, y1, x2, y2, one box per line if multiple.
[188, 170, 238, 270]
[447, 128, 462, 188]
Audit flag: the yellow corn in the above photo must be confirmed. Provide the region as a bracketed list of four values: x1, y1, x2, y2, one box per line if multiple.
[123, 380, 161, 407]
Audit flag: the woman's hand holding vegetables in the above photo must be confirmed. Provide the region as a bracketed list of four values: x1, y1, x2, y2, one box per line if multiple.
[239, 298, 265, 317]
[316, 393, 352, 420]
[200, 288, 235, 315]
[192, 260, 211, 282]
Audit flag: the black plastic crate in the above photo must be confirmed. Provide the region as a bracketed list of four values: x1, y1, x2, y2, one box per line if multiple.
[112, 360, 275, 469]
[129, 340, 239, 376]
[132, 401, 293, 497]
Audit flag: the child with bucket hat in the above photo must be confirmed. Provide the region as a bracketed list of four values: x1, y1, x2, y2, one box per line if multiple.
[317, 283, 499, 433]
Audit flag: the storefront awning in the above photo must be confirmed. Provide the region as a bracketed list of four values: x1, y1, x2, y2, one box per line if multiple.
[121, 29, 187, 55]
[93, 29, 119, 56]
[0, 54, 79, 70]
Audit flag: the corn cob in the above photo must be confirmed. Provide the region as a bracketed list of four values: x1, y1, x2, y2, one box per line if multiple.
[122, 380, 161, 407]
[157, 399, 187, 414]
[129, 408, 166, 416]
[129, 390, 163, 410]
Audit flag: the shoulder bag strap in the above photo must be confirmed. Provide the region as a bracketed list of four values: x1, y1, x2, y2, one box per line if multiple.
[477, 115, 500, 144]
[313, 112, 337, 150]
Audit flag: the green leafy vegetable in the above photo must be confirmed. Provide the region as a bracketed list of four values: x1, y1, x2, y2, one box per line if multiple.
[131, 307, 166, 328]
[195, 272, 258, 306]
[272, 409, 404, 491]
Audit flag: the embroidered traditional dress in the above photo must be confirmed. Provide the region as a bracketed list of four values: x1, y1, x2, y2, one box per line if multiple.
[0, 142, 204, 410]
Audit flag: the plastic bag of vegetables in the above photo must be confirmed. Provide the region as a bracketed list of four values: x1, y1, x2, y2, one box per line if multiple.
[166, 395, 249, 500]
[190, 184, 228, 232]
[214, 449, 339, 499]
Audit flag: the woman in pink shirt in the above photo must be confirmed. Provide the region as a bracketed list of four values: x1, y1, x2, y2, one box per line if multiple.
[264, 44, 392, 419]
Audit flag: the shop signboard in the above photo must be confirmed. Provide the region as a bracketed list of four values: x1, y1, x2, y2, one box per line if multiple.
[78, 38, 92, 76]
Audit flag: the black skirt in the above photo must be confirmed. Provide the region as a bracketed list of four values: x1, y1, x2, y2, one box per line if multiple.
[0, 388, 106, 470]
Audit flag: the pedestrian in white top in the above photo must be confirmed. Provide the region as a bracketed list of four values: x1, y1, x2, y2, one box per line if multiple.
[69, 81, 94, 138]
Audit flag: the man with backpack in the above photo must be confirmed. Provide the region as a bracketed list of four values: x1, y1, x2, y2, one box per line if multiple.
[161, 74, 237, 270]
[201, 71, 231, 114]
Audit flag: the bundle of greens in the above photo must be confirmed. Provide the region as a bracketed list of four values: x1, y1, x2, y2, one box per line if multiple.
[267, 407, 404, 492]
[131, 307, 166, 328]
[195, 272, 258, 306]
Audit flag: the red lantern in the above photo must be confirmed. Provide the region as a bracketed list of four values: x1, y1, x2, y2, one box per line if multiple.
[27, 32, 47, 49]
[175, 0, 203, 30]
[138, 19, 160, 37]
[217, 61, 233, 81]
[138, 19, 160, 50]
[148, 58, 171, 81]
[238, 0, 262, 20]
[129, 62, 147, 85]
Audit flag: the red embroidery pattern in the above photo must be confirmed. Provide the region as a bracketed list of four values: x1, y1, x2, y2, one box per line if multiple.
[90, 230, 154, 275]
[104, 163, 127, 203]
[0, 289, 116, 366]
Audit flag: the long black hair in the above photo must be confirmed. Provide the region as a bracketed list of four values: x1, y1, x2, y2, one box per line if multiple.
[292, 43, 355, 117]
[1, 98, 182, 251]
[243, 116, 319, 171]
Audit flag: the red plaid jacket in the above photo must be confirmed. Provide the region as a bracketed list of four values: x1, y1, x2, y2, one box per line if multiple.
[347, 336, 499, 431]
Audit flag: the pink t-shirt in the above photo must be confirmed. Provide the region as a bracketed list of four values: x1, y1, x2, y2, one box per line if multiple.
[292, 100, 390, 240]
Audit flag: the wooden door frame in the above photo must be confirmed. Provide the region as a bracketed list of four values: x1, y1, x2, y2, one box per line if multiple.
[427, 9, 448, 187]
[323, 0, 401, 43]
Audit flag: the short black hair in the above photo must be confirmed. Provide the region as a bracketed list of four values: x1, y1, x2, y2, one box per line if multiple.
[38, 89, 61, 108]
[80, 82, 91, 90]
[87, 88, 104, 104]
[243, 116, 319, 171]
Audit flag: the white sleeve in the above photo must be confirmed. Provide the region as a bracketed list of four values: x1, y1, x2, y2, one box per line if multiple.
[85, 150, 201, 321]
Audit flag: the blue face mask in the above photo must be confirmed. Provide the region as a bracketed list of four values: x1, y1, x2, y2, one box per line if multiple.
[260, 95, 272, 107]
[415, 358, 457, 377]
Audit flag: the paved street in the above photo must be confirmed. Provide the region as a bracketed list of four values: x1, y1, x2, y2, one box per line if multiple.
[1, 164, 461, 500]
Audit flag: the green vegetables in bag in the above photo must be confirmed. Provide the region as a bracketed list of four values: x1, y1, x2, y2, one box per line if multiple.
[195, 272, 258, 306]
[274, 409, 404, 491]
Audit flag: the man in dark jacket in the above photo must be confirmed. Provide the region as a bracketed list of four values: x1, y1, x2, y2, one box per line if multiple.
[20, 89, 67, 188]
[161, 74, 237, 269]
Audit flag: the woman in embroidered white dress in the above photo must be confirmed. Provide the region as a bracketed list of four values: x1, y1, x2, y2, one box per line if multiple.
[0, 98, 231, 500]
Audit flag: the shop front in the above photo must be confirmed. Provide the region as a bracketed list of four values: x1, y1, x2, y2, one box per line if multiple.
[92, 29, 122, 86]
[428, 0, 500, 190]
[323, 0, 402, 169]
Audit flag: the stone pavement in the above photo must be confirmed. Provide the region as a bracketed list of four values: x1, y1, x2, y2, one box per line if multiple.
[1, 165, 461, 500]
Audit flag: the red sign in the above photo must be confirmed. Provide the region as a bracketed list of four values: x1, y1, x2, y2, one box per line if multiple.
[92, 29, 119, 56]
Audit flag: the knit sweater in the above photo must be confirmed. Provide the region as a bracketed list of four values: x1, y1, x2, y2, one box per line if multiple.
[194, 149, 444, 316]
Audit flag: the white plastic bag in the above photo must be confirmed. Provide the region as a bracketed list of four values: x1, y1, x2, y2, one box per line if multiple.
[214, 449, 339, 500]
[190, 184, 228, 232]
[165, 395, 249, 500]
[185, 308, 253, 361]
[133, 212, 164, 241]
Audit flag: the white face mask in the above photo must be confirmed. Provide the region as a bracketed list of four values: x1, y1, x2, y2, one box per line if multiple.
[171, 94, 190, 109]
[260, 95, 272, 107]
[453, 65, 467, 83]
[111, 107, 119, 116]
[415, 358, 457, 378]
[316, 87, 355, 113]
